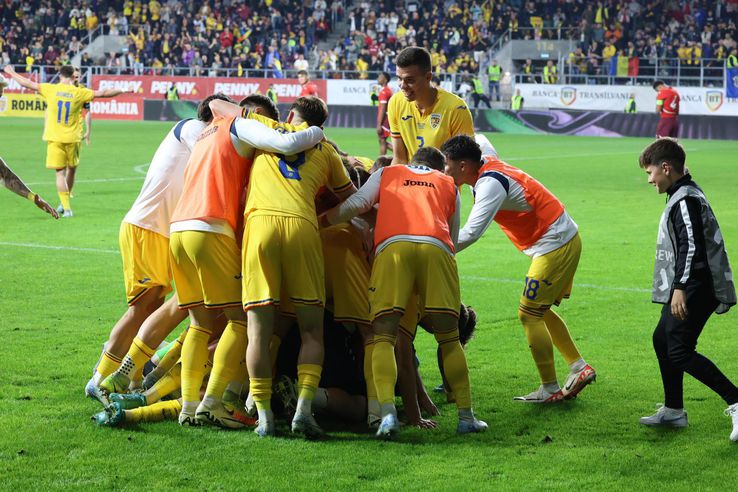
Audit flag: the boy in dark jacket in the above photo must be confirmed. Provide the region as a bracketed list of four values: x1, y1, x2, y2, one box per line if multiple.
[638, 138, 738, 441]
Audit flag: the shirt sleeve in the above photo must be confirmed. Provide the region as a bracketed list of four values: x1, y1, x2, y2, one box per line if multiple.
[326, 168, 382, 224]
[232, 118, 324, 155]
[327, 148, 353, 193]
[38, 83, 52, 99]
[387, 95, 401, 138]
[457, 176, 508, 252]
[78, 87, 95, 103]
[670, 196, 706, 289]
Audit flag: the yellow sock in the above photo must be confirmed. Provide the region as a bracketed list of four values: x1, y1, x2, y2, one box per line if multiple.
[434, 329, 472, 409]
[205, 320, 248, 400]
[180, 324, 213, 405]
[126, 337, 157, 382]
[58, 191, 71, 211]
[372, 333, 397, 405]
[297, 363, 322, 402]
[147, 330, 187, 382]
[145, 362, 182, 404]
[250, 377, 272, 411]
[519, 309, 557, 384]
[95, 351, 122, 380]
[269, 335, 282, 375]
[544, 309, 582, 364]
[364, 337, 377, 400]
[127, 400, 182, 423]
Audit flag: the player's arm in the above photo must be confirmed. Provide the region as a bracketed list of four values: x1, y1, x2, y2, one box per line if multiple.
[390, 137, 409, 165]
[92, 87, 133, 98]
[655, 95, 664, 114]
[83, 106, 92, 144]
[377, 99, 388, 136]
[324, 138, 348, 157]
[232, 118, 324, 154]
[450, 190, 461, 252]
[457, 176, 507, 252]
[669, 197, 705, 320]
[396, 335, 437, 429]
[3, 65, 39, 92]
[209, 98, 243, 118]
[0, 157, 59, 219]
[324, 168, 381, 225]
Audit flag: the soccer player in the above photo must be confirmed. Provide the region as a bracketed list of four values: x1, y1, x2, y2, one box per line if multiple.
[323, 146, 487, 439]
[87, 97, 218, 398]
[376, 71, 393, 156]
[653, 80, 680, 138]
[240, 96, 356, 438]
[441, 135, 596, 403]
[169, 95, 325, 427]
[637, 138, 738, 441]
[298, 70, 320, 97]
[3, 65, 130, 217]
[388, 47, 474, 164]
[64, 67, 92, 212]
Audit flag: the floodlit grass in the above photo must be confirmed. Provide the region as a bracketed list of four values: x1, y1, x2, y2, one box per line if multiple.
[1, 118, 737, 489]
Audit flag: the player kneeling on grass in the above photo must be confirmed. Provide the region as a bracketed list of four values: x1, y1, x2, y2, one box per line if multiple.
[441, 135, 595, 404]
[637, 138, 738, 441]
[322, 146, 486, 439]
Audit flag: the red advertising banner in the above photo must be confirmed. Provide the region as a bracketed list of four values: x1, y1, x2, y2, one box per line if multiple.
[91, 75, 326, 103]
[88, 94, 143, 120]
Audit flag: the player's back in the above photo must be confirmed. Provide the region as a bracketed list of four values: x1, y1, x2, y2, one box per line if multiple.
[658, 87, 680, 117]
[38, 82, 94, 143]
[388, 87, 473, 157]
[245, 114, 352, 227]
[124, 118, 206, 237]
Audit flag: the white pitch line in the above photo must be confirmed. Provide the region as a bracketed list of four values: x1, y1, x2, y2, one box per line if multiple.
[2, 241, 649, 294]
[25, 176, 144, 186]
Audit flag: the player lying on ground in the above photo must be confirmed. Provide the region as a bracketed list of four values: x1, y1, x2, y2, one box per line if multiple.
[441, 135, 596, 404]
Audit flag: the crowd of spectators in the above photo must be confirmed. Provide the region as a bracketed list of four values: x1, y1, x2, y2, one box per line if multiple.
[1, 0, 736, 86]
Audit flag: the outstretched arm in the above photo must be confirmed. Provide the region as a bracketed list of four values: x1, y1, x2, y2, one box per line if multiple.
[92, 87, 133, 98]
[3, 65, 39, 92]
[0, 157, 59, 218]
[232, 118, 324, 154]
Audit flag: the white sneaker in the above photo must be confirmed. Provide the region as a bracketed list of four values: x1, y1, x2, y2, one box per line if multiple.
[639, 404, 688, 428]
[291, 412, 325, 439]
[725, 403, 738, 442]
[513, 385, 564, 403]
[367, 413, 382, 429]
[178, 410, 201, 427]
[62, 209, 74, 218]
[562, 364, 596, 399]
[195, 399, 248, 429]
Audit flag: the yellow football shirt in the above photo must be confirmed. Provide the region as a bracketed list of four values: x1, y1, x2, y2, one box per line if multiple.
[388, 87, 474, 158]
[245, 112, 353, 228]
[38, 83, 94, 143]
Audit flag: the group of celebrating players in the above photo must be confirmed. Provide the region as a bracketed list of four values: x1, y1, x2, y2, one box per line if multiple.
[6, 47, 598, 439]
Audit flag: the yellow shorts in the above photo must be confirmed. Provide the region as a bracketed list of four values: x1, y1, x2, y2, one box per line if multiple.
[46, 142, 80, 169]
[369, 241, 460, 322]
[519, 233, 581, 317]
[321, 224, 371, 325]
[169, 230, 241, 310]
[119, 222, 172, 305]
[242, 215, 325, 311]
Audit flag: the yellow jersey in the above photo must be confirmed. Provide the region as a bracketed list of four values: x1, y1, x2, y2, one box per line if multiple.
[38, 83, 94, 143]
[388, 87, 474, 158]
[245, 112, 353, 228]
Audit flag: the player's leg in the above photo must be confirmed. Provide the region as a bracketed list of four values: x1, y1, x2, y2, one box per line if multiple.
[242, 215, 283, 436]
[65, 165, 77, 196]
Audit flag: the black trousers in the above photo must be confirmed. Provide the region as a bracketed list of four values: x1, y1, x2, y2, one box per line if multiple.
[471, 93, 491, 109]
[652, 273, 738, 409]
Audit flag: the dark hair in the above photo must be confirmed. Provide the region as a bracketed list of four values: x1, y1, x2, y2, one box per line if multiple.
[297, 70, 309, 78]
[239, 93, 279, 121]
[290, 96, 328, 127]
[380, 71, 391, 82]
[410, 146, 446, 171]
[652, 80, 665, 91]
[341, 157, 372, 189]
[197, 93, 234, 123]
[395, 47, 432, 73]
[440, 134, 482, 163]
[457, 304, 477, 346]
[370, 155, 393, 173]
[59, 65, 75, 78]
[638, 138, 686, 173]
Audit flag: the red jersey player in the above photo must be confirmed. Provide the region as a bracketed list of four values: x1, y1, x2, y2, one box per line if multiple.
[298, 70, 320, 97]
[376, 71, 393, 155]
[653, 80, 680, 138]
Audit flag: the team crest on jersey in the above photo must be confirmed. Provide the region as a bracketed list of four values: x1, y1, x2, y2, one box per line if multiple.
[430, 113, 442, 129]
[705, 90, 723, 112]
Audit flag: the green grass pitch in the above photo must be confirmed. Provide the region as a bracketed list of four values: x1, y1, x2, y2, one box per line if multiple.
[1, 118, 737, 489]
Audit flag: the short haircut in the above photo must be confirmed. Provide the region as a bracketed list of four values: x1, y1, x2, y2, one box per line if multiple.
[341, 157, 371, 188]
[297, 70, 309, 77]
[410, 146, 445, 171]
[197, 93, 234, 123]
[370, 155, 392, 173]
[380, 71, 391, 81]
[290, 96, 328, 127]
[395, 47, 432, 73]
[652, 80, 665, 91]
[458, 304, 478, 346]
[638, 138, 686, 173]
[239, 93, 279, 121]
[59, 65, 75, 78]
[440, 135, 482, 163]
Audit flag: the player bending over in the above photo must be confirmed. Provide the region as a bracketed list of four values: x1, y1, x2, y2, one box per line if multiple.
[441, 135, 596, 404]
